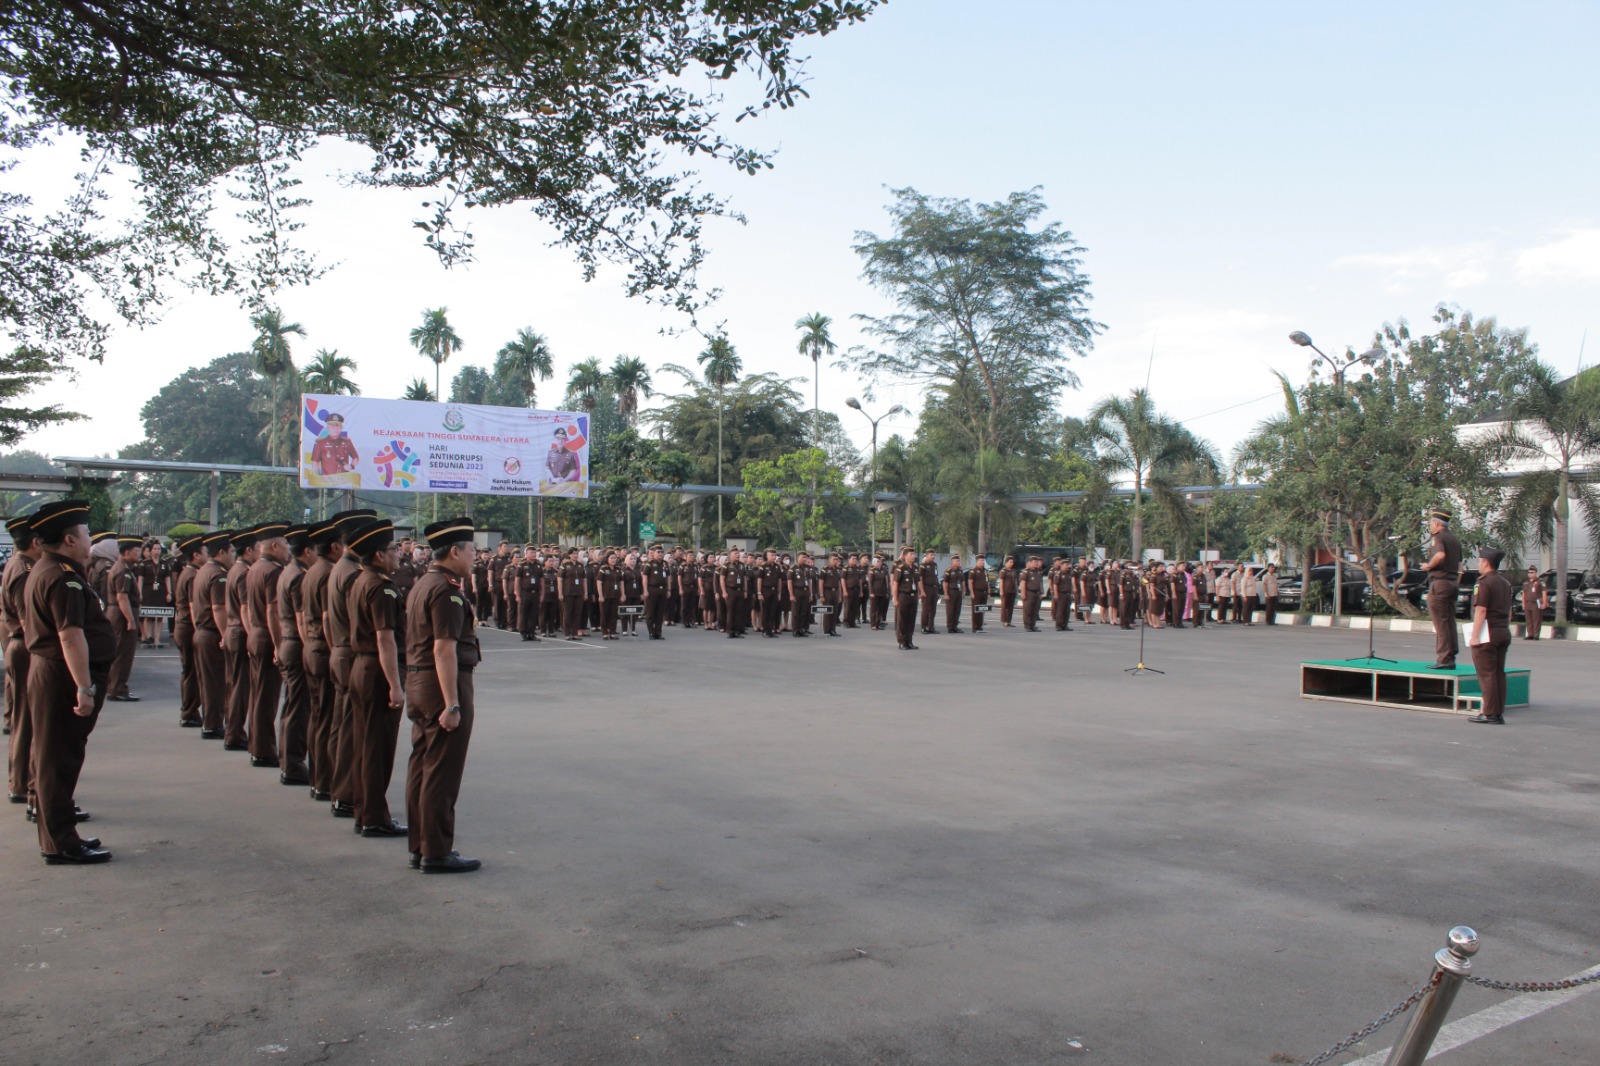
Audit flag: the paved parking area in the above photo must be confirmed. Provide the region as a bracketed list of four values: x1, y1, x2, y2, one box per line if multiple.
[3, 618, 1597, 1065]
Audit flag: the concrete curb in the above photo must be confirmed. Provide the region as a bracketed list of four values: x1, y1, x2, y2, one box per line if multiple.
[1273, 612, 1600, 642]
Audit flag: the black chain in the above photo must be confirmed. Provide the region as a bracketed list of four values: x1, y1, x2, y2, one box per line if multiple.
[1465, 968, 1600, 994]
[1296, 972, 1442, 1066]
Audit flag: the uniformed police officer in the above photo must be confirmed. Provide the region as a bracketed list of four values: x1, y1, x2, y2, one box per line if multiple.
[1423, 508, 1463, 669]
[344, 517, 407, 838]
[191, 530, 234, 738]
[403, 517, 482, 872]
[891, 546, 920, 650]
[104, 535, 143, 701]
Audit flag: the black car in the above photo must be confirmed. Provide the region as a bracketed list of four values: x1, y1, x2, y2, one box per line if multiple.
[1277, 564, 1369, 614]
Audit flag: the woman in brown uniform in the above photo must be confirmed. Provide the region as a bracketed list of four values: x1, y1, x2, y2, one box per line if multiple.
[597, 552, 623, 639]
[404, 517, 482, 873]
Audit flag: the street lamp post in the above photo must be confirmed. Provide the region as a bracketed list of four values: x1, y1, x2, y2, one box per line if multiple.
[845, 397, 904, 552]
[1288, 331, 1383, 622]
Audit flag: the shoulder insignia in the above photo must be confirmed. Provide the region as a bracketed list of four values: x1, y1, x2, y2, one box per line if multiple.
[384, 588, 398, 598]
[450, 595, 464, 605]
[66, 581, 83, 590]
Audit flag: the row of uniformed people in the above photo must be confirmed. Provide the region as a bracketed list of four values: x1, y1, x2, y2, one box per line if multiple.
[167, 511, 484, 872]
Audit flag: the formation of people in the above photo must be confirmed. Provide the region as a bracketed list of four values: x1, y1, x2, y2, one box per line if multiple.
[3, 505, 483, 871]
[453, 541, 1282, 650]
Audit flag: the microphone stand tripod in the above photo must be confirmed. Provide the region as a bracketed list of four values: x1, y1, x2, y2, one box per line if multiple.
[1125, 576, 1165, 676]
[1343, 551, 1397, 664]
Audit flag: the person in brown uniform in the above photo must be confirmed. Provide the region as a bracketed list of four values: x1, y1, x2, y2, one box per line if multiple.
[998, 556, 1019, 627]
[966, 555, 990, 632]
[788, 551, 815, 636]
[515, 546, 541, 641]
[23, 500, 116, 864]
[488, 541, 511, 629]
[556, 549, 585, 640]
[1120, 565, 1141, 630]
[344, 517, 407, 838]
[868, 554, 890, 630]
[540, 555, 560, 636]
[1422, 508, 1463, 669]
[819, 553, 845, 636]
[138, 540, 167, 647]
[842, 554, 863, 629]
[596, 552, 623, 639]
[891, 546, 920, 650]
[300, 520, 342, 801]
[1050, 559, 1073, 632]
[171, 535, 205, 726]
[470, 550, 491, 620]
[221, 528, 258, 750]
[917, 549, 940, 635]
[754, 549, 782, 637]
[1020, 556, 1045, 632]
[310, 411, 359, 475]
[1520, 566, 1548, 640]
[678, 554, 699, 630]
[192, 531, 235, 738]
[274, 526, 314, 786]
[1262, 563, 1279, 626]
[942, 554, 966, 633]
[721, 549, 748, 638]
[403, 517, 482, 873]
[325, 508, 376, 819]
[4, 515, 41, 807]
[243, 521, 289, 768]
[104, 535, 142, 702]
[643, 545, 670, 639]
[1466, 547, 1513, 725]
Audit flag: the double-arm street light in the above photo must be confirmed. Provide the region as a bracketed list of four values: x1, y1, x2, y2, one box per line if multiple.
[1288, 331, 1384, 621]
[845, 396, 904, 550]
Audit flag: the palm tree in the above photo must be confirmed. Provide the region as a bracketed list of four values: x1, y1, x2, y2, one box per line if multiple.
[1087, 388, 1219, 560]
[567, 357, 607, 411]
[794, 313, 834, 447]
[402, 378, 436, 402]
[697, 335, 742, 538]
[409, 308, 463, 402]
[250, 306, 306, 464]
[496, 328, 554, 407]
[1495, 362, 1600, 623]
[301, 348, 359, 396]
[609, 355, 654, 426]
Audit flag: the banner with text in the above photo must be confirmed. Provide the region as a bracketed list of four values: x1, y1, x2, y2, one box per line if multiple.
[298, 394, 590, 498]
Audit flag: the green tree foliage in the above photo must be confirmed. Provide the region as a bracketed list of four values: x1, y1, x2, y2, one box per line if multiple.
[495, 329, 554, 408]
[401, 378, 436, 402]
[0, 346, 83, 445]
[301, 349, 358, 396]
[449, 365, 494, 405]
[650, 370, 809, 487]
[609, 356, 654, 426]
[1084, 388, 1219, 560]
[410, 308, 462, 401]
[250, 306, 305, 464]
[221, 470, 312, 526]
[0, 2, 882, 439]
[1492, 362, 1600, 622]
[1236, 357, 1495, 617]
[1374, 305, 1542, 422]
[738, 448, 846, 548]
[845, 187, 1103, 461]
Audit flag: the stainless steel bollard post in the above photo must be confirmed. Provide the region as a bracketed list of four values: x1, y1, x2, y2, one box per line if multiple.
[1383, 926, 1479, 1066]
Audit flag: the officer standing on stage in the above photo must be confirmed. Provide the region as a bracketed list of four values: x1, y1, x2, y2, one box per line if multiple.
[1423, 508, 1463, 670]
[891, 546, 920, 650]
[22, 500, 117, 864]
[403, 517, 482, 872]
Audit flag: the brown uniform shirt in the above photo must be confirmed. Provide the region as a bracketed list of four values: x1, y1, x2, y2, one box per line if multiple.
[1429, 528, 1463, 579]
[225, 558, 250, 631]
[326, 553, 361, 650]
[300, 557, 332, 651]
[244, 556, 284, 637]
[406, 569, 482, 671]
[193, 559, 228, 633]
[105, 557, 140, 632]
[348, 566, 400, 654]
[1473, 570, 1513, 639]
[276, 557, 305, 644]
[173, 560, 198, 630]
[2, 552, 36, 641]
[25, 552, 118, 668]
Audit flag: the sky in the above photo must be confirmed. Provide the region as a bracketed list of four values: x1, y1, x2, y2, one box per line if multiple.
[9, 0, 1600, 470]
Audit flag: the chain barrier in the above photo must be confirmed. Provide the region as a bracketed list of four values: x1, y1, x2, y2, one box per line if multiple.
[1295, 972, 1442, 1066]
[1465, 967, 1600, 994]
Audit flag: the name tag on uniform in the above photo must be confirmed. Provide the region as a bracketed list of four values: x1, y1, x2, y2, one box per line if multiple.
[813, 604, 833, 615]
[619, 605, 645, 616]
[973, 604, 992, 613]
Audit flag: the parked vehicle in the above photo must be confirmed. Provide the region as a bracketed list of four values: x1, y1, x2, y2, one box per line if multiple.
[1570, 572, 1600, 624]
[1277, 564, 1369, 614]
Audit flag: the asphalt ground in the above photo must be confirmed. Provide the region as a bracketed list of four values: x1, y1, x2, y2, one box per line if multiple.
[3, 614, 1597, 1066]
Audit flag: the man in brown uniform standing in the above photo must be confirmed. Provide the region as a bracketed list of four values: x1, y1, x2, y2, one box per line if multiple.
[789, 551, 815, 637]
[942, 554, 965, 633]
[998, 557, 1019, 627]
[192, 531, 234, 739]
[4, 515, 41, 806]
[1021, 556, 1045, 632]
[842, 554, 863, 629]
[819, 553, 844, 636]
[172, 535, 205, 726]
[488, 541, 511, 629]
[325, 509, 376, 819]
[404, 517, 482, 872]
[244, 520, 289, 768]
[557, 549, 586, 640]
[300, 519, 342, 801]
[23, 500, 116, 864]
[643, 545, 670, 639]
[1423, 508, 1462, 669]
[222, 528, 258, 750]
[966, 555, 990, 632]
[1466, 547, 1513, 725]
[891, 547, 920, 650]
[868, 554, 890, 630]
[103, 535, 142, 702]
[345, 517, 407, 838]
[275, 526, 314, 786]
[917, 549, 940, 635]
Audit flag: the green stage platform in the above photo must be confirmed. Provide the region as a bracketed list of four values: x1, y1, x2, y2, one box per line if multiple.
[1300, 657, 1531, 716]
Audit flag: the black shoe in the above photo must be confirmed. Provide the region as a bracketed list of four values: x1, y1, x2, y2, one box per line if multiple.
[1429, 661, 1457, 671]
[108, 694, 141, 702]
[1467, 714, 1505, 724]
[250, 755, 280, 769]
[409, 851, 421, 869]
[223, 742, 249, 752]
[421, 852, 481, 874]
[179, 718, 202, 728]
[200, 729, 224, 739]
[362, 820, 408, 837]
[312, 789, 332, 802]
[7, 793, 24, 804]
[331, 801, 356, 819]
[280, 771, 310, 786]
[79, 836, 101, 849]
[43, 844, 111, 865]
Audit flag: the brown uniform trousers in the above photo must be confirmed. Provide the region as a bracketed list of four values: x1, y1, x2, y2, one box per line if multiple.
[349, 653, 401, 828]
[1470, 639, 1511, 717]
[405, 670, 474, 861]
[5, 638, 30, 801]
[328, 645, 354, 802]
[246, 625, 282, 761]
[894, 593, 916, 646]
[276, 640, 309, 772]
[174, 623, 199, 724]
[194, 626, 226, 732]
[29, 658, 108, 854]
[999, 575, 1018, 626]
[1429, 578, 1460, 665]
[223, 624, 249, 746]
[303, 641, 332, 793]
[1022, 584, 1042, 630]
[107, 619, 138, 699]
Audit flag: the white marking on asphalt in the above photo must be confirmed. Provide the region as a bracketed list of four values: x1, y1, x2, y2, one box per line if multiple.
[1349, 962, 1600, 1064]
